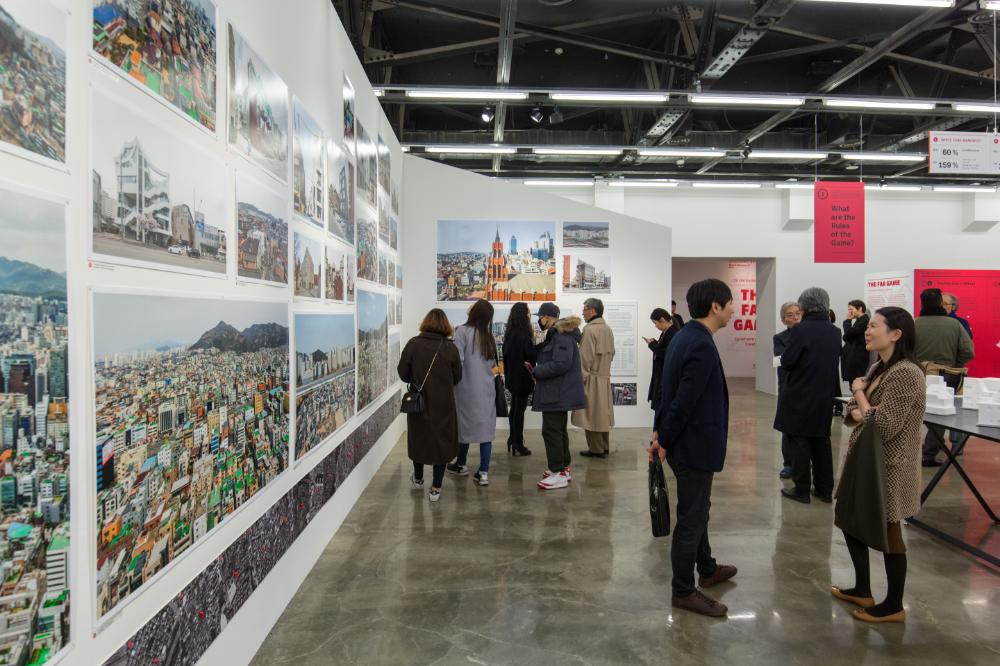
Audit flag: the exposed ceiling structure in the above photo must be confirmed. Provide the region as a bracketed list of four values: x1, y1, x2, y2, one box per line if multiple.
[332, 0, 1000, 185]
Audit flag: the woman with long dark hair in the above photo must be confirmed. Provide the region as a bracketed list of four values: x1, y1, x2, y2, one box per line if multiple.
[447, 299, 498, 485]
[502, 302, 535, 455]
[832, 306, 925, 623]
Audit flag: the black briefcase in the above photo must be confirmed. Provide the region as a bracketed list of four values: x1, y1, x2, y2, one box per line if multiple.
[649, 457, 671, 537]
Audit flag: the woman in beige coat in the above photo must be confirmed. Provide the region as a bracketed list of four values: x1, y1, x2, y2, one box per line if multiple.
[573, 298, 616, 458]
[832, 306, 925, 624]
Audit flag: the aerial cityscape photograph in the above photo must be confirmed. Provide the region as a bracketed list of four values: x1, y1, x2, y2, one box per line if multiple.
[236, 173, 288, 286]
[92, 292, 289, 619]
[437, 220, 556, 302]
[0, 186, 70, 665]
[562, 221, 609, 249]
[0, 0, 67, 163]
[92, 0, 217, 132]
[91, 85, 228, 275]
[295, 370, 355, 461]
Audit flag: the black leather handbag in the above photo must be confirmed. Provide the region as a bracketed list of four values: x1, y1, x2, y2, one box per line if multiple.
[493, 349, 509, 417]
[400, 340, 442, 415]
[649, 456, 671, 537]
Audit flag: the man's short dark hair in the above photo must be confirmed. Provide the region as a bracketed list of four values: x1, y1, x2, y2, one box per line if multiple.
[920, 288, 943, 312]
[671, 300, 677, 306]
[849, 299, 866, 313]
[650, 307, 670, 322]
[686, 279, 733, 319]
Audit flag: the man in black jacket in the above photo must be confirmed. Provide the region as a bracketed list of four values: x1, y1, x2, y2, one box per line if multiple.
[773, 302, 801, 479]
[650, 279, 737, 618]
[775, 287, 843, 504]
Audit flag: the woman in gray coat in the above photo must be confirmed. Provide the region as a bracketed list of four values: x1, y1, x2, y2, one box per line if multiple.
[446, 299, 498, 486]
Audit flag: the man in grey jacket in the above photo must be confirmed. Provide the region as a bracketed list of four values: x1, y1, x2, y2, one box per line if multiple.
[529, 302, 585, 490]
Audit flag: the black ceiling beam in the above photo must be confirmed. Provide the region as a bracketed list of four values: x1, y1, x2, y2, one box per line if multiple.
[375, 0, 696, 68]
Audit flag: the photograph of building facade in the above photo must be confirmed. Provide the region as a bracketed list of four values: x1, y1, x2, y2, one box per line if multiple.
[345, 254, 356, 303]
[294, 372, 355, 461]
[227, 24, 287, 182]
[327, 141, 354, 245]
[355, 121, 376, 210]
[562, 253, 612, 293]
[236, 173, 288, 286]
[437, 220, 556, 302]
[91, 85, 227, 275]
[0, 186, 70, 665]
[562, 221, 609, 248]
[342, 73, 354, 149]
[324, 244, 346, 302]
[0, 0, 66, 163]
[92, 0, 217, 132]
[611, 382, 637, 406]
[356, 289, 387, 412]
[92, 292, 289, 620]
[294, 314, 354, 393]
[293, 230, 321, 299]
[291, 98, 324, 228]
[355, 214, 377, 284]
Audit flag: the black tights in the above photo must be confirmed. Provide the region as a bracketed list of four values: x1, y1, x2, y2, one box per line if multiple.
[842, 530, 907, 616]
[413, 463, 445, 488]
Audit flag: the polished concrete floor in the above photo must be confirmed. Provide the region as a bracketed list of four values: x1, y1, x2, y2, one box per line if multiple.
[252, 380, 1000, 665]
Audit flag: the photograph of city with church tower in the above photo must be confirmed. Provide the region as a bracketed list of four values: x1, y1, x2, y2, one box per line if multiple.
[91, 85, 228, 275]
[436, 220, 556, 302]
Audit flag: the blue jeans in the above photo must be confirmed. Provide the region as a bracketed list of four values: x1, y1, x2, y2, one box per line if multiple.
[457, 442, 492, 473]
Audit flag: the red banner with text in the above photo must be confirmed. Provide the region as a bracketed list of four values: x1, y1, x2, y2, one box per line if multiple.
[914, 269, 1000, 378]
[814, 181, 865, 263]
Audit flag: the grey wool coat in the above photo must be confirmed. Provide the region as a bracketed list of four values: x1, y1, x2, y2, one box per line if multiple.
[453, 324, 498, 443]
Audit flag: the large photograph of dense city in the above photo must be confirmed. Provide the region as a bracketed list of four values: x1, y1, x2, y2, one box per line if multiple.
[562, 221, 609, 249]
[293, 229, 321, 299]
[437, 220, 556, 302]
[92, 0, 217, 133]
[0, 186, 70, 665]
[92, 292, 289, 620]
[295, 372, 354, 461]
[327, 140, 354, 246]
[356, 289, 387, 411]
[236, 172, 288, 286]
[91, 85, 228, 275]
[294, 314, 354, 393]
[291, 98, 323, 228]
[227, 24, 287, 182]
[0, 0, 66, 163]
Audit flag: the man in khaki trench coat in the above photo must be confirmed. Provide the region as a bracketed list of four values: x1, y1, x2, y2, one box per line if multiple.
[573, 298, 616, 457]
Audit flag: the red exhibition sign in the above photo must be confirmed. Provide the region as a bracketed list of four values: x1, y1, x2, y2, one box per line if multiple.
[814, 181, 865, 263]
[914, 269, 1000, 378]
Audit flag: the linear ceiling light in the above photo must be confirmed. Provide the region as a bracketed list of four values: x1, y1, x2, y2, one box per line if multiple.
[692, 182, 762, 189]
[774, 182, 816, 189]
[373, 88, 384, 97]
[932, 185, 997, 192]
[533, 147, 622, 156]
[951, 102, 1000, 113]
[984, 0, 1000, 9]
[550, 92, 668, 103]
[523, 179, 594, 187]
[637, 147, 728, 158]
[824, 97, 936, 111]
[865, 184, 923, 191]
[749, 150, 829, 160]
[799, 0, 953, 7]
[405, 89, 529, 100]
[690, 94, 805, 106]
[842, 152, 926, 162]
[425, 145, 517, 155]
[608, 180, 680, 188]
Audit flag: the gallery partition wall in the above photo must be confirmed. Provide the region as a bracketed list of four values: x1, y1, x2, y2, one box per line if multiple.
[0, 1, 405, 664]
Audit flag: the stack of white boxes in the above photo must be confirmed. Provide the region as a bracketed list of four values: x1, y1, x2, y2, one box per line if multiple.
[925, 375, 956, 416]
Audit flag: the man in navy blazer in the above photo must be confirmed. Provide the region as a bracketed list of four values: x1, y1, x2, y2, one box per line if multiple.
[650, 279, 738, 618]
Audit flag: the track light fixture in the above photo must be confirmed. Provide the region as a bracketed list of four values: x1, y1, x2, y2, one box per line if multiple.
[481, 106, 494, 123]
[530, 106, 544, 124]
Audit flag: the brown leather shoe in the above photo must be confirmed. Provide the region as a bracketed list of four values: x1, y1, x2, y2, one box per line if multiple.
[671, 590, 728, 617]
[831, 586, 875, 608]
[698, 564, 738, 588]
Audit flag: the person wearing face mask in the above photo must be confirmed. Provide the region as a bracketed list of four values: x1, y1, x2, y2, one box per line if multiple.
[528, 302, 585, 490]
[773, 302, 802, 480]
[833, 307, 925, 624]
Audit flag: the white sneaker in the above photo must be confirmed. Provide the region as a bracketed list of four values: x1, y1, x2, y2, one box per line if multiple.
[429, 489, 441, 502]
[537, 471, 569, 490]
[541, 467, 572, 482]
[409, 473, 424, 490]
[473, 471, 489, 486]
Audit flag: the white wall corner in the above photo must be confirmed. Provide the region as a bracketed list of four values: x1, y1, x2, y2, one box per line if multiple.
[780, 189, 813, 231]
[594, 181, 625, 214]
[962, 193, 1000, 233]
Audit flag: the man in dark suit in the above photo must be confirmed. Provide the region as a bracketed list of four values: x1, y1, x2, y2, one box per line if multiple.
[775, 287, 843, 504]
[773, 302, 802, 479]
[671, 299, 685, 329]
[650, 279, 737, 618]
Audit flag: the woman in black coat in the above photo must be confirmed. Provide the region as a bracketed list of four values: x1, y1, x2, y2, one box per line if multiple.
[841, 300, 872, 384]
[642, 308, 677, 410]
[397, 309, 462, 501]
[501, 302, 536, 456]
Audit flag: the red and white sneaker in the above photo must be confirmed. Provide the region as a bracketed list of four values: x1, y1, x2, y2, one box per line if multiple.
[537, 471, 570, 490]
[541, 466, 572, 481]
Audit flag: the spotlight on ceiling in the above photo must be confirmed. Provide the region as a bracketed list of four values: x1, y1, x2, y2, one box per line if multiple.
[549, 106, 564, 124]
[530, 106, 544, 124]
[481, 106, 494, 123]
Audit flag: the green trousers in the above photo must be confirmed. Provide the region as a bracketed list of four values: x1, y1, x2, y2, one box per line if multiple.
[541, 411, 571, 473]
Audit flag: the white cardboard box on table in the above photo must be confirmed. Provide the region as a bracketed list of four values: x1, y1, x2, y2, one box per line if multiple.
[978, 397, 1000, 428]
[926, 384, 956, 416]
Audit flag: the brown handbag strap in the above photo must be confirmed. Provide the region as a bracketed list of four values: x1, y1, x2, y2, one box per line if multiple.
[418, 339, 444, 391]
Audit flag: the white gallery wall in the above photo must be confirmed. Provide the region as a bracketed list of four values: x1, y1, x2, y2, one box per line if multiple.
[0, 1, 404, 664]
[402, 156, 673, 429]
